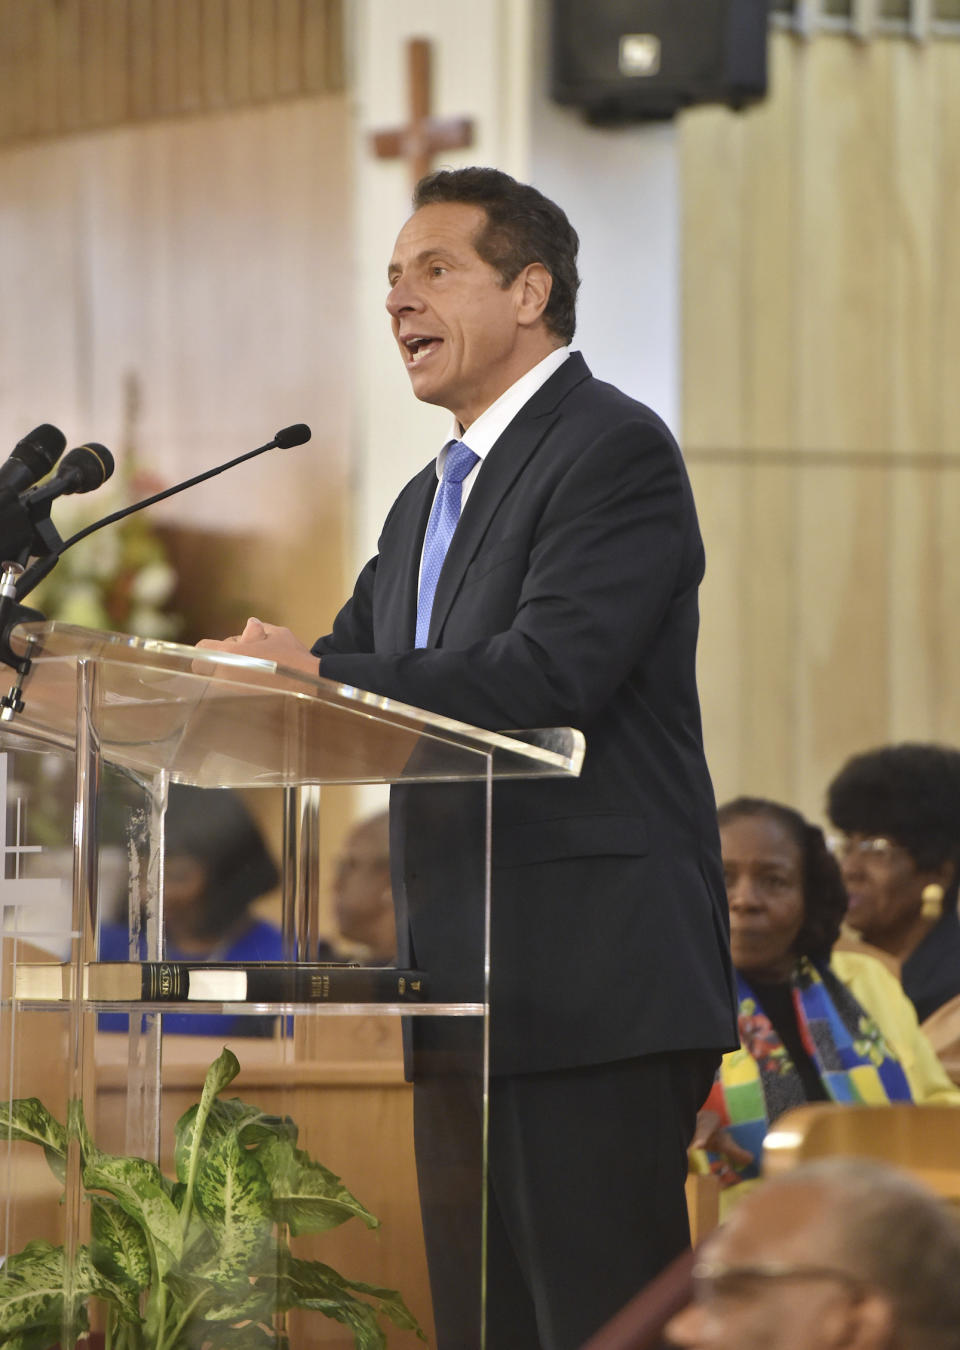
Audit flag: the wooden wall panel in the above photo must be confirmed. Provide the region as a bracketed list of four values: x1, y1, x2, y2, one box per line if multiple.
[681, 32, 960, 821]
[887, 469, 940, 739]
[691, 463, 748, 797]
[796, 41, 894, 454]
[888, 44, 937, 454]
[740, 463, 799, 797]
[794, 467, 891, 813]
[933, 44, 960, 453]
[934, 475, 960, 736]
[680, 111, 746, 451]
[0, 0, 344, 147]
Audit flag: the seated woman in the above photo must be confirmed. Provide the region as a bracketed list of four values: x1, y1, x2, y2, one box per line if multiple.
[99, 784, 283, 1037]
[693, 796, 959, 1197]
[827, 742, 960, 1023]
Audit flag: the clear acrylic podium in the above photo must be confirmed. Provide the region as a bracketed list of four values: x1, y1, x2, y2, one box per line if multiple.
[0, 622, 583, 1350]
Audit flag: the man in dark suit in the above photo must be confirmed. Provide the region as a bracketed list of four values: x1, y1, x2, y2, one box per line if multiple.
[200, 168, 737, 1350]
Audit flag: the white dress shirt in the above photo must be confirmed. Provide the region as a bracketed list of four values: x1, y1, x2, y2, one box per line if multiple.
[435, 346, 571, 507]
[417, 347, 571, 588]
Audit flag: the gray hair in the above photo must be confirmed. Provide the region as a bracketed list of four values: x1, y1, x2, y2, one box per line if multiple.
[780, 1159, 960, 1350]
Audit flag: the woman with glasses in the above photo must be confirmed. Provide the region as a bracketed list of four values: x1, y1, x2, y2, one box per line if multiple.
[691, 796, 959, 1200]
[827, 742, 960, 1023]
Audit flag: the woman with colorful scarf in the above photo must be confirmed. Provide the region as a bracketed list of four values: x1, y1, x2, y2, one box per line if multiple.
[691, 796, 959, 1201]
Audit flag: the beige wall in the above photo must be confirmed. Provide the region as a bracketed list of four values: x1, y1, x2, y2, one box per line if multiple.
[681, 31, 960, 822]
[0, 94, 352, 632]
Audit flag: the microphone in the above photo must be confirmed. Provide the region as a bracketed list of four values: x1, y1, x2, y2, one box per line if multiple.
[23, 442, 115, 507]
[274, 423, 311, 449]
[14, 424, 311, 600]
[0, 425, 66, 495]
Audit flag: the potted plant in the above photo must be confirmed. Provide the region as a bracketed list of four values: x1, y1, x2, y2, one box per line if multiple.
[0, 1047, 425, 1349]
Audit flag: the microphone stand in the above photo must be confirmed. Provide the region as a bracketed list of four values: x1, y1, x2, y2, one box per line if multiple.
[0, 488, 66, 717]
[0, 425, 307, 718]
[0, 566, 44, 719]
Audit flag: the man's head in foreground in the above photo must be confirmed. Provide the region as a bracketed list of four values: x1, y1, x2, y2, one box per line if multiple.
[386, 167, 580, 428]
[666, 1159, 960, 1350]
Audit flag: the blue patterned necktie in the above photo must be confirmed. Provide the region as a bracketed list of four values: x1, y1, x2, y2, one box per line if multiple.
[415, 439, 480, 648]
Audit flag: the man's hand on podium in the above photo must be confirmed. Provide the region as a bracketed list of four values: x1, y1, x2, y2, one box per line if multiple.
[195, 617, 321, 679]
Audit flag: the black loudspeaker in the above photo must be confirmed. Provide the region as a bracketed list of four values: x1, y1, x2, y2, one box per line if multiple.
[550, 0, 769, 124]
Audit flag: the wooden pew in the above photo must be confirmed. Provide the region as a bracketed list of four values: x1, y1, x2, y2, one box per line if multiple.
[762, 1102, 960, 1204]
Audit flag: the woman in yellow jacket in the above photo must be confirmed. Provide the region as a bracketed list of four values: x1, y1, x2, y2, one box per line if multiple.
[692, 797, 958, 1202]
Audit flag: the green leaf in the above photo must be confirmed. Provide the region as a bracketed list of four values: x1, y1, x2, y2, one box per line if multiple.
[67, 1095, 97, 1164]
[0, 1240, 90, 1344]
[74, 1246, 143, 1324]
[213, 1098, 298, 1149]
[0, 1098, 67, 1181]
[257, 1134, 380, 1235]
[201, 1046, 242, 1109]
[176, 1047, 241, 1232]
[329, 1274, 427, 1339]
[193, 1131, 273, 1276]
[174, 1099, 296, 1185]
[90, 1195, 152, 1294]
[261, 1250, 426, 1346]
[0, 1329, 68, 1350]
[82, 1152, 183, 1272]
[164, 1268, 274, 1325]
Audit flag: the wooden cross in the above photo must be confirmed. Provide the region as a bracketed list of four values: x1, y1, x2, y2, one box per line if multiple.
[369, 38, 474, 186]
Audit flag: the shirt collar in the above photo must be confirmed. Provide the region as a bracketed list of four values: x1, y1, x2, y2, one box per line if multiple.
[435, 346, 571, 478]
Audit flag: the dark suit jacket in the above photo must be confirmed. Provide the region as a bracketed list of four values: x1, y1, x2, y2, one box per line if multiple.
[313, 354, 738, 1074]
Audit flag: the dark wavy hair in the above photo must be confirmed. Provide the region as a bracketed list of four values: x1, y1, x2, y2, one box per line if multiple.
[718, 796, 849, 963]
[163, 785, 279, 936]
[827, 744, 960, 899]
[412, 167, 580, 344]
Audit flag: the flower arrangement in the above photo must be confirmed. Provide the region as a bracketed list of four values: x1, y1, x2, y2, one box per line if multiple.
[27, 375, 182, 640]
[27, 462, 180, 639]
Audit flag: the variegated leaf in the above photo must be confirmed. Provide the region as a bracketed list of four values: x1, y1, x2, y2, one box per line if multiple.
[0, 1098, 67, 1181]
[74, 1245, 142, 1324]
[82, 1153, 183, 1272]
[257, 1134, 379, 1235]
[193, 1131, 272, 1275]
[90, 1195, 152, 1293]
[0, 1240, 89, 1344]
[261, 1249, 426, 1345]
[174, 1047, 240, 1224]
[174, 1098, 296, 1185]
[164, 1267, 274, 1325]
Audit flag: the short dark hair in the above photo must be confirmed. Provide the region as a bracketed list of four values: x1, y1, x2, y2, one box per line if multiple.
[717, 796, 849, 962]
[412, 167, 580, 344]
[827, 742, 960, 880]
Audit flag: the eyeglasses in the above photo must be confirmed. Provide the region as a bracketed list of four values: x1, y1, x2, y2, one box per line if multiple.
[828, 835, 905, 866]
[692, 1259, 872, 1302]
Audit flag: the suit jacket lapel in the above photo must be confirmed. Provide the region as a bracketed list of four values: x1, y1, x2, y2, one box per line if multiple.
[376, 466, 436, 651]
[426, 353, 592, 646]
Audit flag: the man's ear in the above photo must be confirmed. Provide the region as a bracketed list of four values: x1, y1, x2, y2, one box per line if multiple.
[823, 1291, 895, 1350]
[515, 262, 553, 327]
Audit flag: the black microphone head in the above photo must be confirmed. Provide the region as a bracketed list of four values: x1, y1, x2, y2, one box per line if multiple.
[274, 423, 311, 449]
[0, 424, 67, 493]
[59, 442, 115, 492]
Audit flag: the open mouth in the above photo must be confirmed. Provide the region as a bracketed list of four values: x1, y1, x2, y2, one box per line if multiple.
[403, 336, 442, 365]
